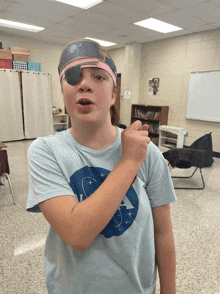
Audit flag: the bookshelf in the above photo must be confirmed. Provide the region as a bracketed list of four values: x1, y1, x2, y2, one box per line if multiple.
[131, 104, 169, 146]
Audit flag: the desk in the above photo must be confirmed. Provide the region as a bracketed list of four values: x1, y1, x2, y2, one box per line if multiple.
[159, 126, 187, 149]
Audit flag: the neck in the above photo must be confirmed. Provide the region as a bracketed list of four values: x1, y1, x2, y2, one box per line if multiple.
[70, 119, 118, 150]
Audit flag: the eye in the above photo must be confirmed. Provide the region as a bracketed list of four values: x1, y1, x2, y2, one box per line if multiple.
[95, 75, 105, 81]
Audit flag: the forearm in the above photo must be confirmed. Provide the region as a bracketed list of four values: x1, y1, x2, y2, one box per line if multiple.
[155, 231, 176, 294]
[71, 159, 140, 250]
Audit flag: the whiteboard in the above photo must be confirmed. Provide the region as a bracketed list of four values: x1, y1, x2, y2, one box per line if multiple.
[186, 71, 220, 122]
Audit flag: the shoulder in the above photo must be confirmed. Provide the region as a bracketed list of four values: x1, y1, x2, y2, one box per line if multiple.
[147, 141, 165, 163]
[137, 141, 168, 184]
[28, 130, 69, 160]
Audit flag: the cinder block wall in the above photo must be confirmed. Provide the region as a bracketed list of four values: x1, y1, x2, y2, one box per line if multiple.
[109, 28, 220, 153]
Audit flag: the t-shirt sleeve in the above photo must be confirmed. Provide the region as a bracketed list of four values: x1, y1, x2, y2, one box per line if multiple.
[26, 138, 76, 213]
[141, 142, 177, 208]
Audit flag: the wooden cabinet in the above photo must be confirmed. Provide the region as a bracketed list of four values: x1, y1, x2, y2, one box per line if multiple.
[131, 104, 169, 146]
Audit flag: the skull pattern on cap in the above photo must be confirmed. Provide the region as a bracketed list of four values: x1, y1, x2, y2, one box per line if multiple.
[58, 39, 117, 86]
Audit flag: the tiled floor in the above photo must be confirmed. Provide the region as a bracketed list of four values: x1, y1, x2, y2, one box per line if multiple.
[1, 139, 220, 294]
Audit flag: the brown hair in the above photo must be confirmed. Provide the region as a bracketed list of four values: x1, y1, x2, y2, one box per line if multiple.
[110, 104, 120, 126]
[110, 83, 120, 126]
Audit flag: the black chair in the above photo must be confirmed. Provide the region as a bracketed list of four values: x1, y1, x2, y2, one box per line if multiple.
[0, 150, 16, 204]
[117, 123, 127, 129]
[163, 133, 214, 190]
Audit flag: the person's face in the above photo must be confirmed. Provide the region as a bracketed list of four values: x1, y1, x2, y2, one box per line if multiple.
[62, 67, 116, 126]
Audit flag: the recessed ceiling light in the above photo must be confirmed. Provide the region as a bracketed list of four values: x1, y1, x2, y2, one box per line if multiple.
[55, 0, 103, 9]
[85, 37, 117, 47]
[0, 19, 45, 32]
[134, 18, 183, 33]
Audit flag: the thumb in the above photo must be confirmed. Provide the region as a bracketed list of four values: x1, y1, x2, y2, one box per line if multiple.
[127, 120, 142, 132]
[142, 124, 149, 131]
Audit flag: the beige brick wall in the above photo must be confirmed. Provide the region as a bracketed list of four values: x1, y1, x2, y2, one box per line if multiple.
[109, 28, 220, 153]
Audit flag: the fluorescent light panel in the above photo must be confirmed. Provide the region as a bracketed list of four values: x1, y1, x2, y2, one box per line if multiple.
[85, 37, 117, 47]
[55, 0, 103, 9]
[0, 19, 45, 32]
[134, 18, 183, 33]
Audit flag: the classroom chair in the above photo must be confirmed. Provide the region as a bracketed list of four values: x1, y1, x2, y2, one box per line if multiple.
[0, 150, 16, 204]
[162, 133, 214, 190]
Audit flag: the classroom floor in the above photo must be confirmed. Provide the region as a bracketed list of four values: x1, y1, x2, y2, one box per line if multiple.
[0, 139, 220, 294]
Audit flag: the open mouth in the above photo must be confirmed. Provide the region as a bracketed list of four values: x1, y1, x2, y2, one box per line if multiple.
[80, 101, 92, 105]
[77, 98, 93, 106]
[77, 98, 93, 108]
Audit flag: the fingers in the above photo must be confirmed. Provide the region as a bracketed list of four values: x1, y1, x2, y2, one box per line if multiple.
[123, 122, 150, 138]
[142, 124, 149, 131]
[126, 121, 149, 132]
[123, 121, 150, 141]
[139, 131, 149, 137]
[126, 120, 142, 132]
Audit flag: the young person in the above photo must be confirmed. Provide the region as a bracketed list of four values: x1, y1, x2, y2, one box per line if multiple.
[26, 39, 177, 294]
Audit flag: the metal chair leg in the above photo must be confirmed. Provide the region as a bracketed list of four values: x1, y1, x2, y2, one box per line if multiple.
[171, 167, 205, 190]
[0, 175, 6, 194]
[172, 167, 198, 179]
[4, 173, 16, 204]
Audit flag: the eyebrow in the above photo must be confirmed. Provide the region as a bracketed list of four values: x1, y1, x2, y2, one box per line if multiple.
[93, 68, 111, 77]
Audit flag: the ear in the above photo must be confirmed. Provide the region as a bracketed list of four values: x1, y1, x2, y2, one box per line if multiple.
[111, 85, 117, 105]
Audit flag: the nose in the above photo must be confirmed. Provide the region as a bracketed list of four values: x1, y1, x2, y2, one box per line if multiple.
[78, 70, 93, 92]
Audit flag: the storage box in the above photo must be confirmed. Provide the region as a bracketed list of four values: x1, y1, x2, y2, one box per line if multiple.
[0, 60, 13, 69]
[13, 54, 28, 62]
[27, 62, 41, 72]
[0, 49, 12, 60]
[10, 47, 30, 55]
[13, 60, 27, 70]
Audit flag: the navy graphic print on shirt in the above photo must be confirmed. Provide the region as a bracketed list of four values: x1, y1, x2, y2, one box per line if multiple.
[69, 166, 139, 238]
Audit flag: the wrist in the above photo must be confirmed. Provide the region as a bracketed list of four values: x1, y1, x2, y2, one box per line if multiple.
[120, 158, 143, 172]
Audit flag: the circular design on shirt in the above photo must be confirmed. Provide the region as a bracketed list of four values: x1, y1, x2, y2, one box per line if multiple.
[69, 166, 139, 238]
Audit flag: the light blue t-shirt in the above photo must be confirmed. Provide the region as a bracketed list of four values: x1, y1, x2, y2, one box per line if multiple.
[26, 127, 177, 294]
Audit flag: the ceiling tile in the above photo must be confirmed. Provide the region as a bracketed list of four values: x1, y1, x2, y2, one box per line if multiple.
[38, 23, 79, 37]
[209, 0, 220, 8]
[109, 24, 163, 39]
[208, 22, 220, 29]
[4, 2, 70, 23]
[14, 0, 83, 17]
[32, 33, 76, 45]
[65, 10, 128, 30]
[187, 24, 218, 34]
[154, 0, 206, 10]
[61, 17, 112, 36]
[0, 11, 55, 28]
[158, 10, 206, 29]
[0, 25, 38, 39]
[0, 0, 220, 49]
[0, 0, 16, 11]
[39, 22, 111, 43]
[179, 2, 220, 24]
[108, 0, 174, 17]
[88, 1, 148, 23]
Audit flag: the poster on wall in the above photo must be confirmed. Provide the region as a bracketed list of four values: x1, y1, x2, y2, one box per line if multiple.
[148, 78, 160, 95]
